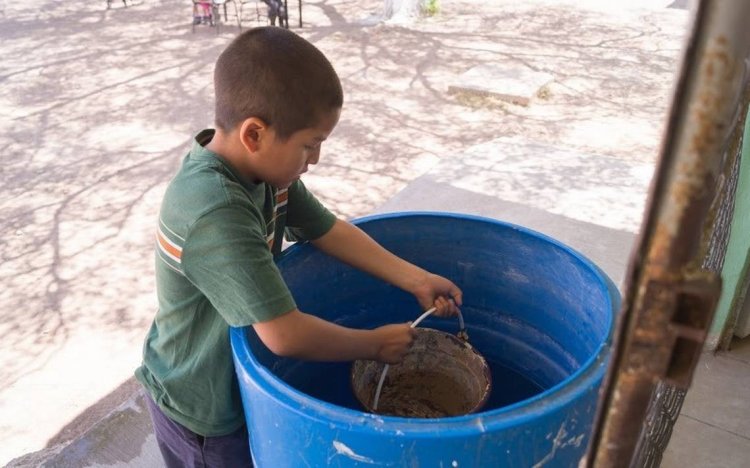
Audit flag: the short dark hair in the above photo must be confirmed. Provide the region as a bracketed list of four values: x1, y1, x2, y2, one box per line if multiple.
[213, 27, 343, 140]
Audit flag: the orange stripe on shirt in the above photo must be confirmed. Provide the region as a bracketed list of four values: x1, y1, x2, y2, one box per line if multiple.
[157, 230, 182, 260]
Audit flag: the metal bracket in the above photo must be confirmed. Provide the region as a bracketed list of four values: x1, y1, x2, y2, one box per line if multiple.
[662, 273, 722, 387]
[624, 272, 721, 388]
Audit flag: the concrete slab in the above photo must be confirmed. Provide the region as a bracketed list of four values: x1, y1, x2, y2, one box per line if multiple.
[661, 342, 750, 467]
[376, 176, 635, 288]
[727, 335, 750, 365]
[661, 411, 750, 468]
[677, 353, 750, 439]
[376, 136, 652, 287]
[416, 137, 654, 234]
[448, 64, 553, 106]
[8, 390, 162, 468]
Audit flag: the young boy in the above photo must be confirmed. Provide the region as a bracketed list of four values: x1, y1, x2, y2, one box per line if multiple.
[136, 27, 462, 467]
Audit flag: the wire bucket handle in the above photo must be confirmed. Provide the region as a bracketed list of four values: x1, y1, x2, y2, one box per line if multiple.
[373, 304, 467, 411]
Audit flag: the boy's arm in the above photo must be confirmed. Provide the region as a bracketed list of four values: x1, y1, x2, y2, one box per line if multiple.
[311, 219, 463, 317]
[253, 309, 415, 363]
[182, 207, 415, 364]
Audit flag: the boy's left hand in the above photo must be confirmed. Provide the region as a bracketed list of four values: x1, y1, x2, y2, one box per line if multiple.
[411, 273, 463, 318]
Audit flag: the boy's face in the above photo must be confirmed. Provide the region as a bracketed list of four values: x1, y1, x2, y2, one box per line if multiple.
[254, 108, 340, 189]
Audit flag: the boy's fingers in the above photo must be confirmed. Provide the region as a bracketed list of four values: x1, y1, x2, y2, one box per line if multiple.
[439, 295, 460, 317]
[451, 291, 463, 307]
[432, 297, 444, 315]
[432, 296, 455, 317]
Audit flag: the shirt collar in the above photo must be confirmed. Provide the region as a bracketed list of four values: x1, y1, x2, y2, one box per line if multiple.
[189, 129, 263, 192]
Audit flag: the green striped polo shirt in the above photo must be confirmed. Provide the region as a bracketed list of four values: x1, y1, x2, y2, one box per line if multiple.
[136, 129, 336, 436]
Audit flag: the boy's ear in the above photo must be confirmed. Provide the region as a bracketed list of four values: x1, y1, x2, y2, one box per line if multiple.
[238, 117, 269, 153]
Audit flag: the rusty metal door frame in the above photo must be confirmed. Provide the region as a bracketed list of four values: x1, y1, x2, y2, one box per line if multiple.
[583, 1, 750, 466]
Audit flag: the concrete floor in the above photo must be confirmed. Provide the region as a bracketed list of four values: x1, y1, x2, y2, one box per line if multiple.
[661, 337, 750, 468]
[2, 0, 749, 466]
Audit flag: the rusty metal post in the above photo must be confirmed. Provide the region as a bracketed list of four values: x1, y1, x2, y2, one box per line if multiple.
[583, 1, 750, 467]
[632, 80, 750, 467]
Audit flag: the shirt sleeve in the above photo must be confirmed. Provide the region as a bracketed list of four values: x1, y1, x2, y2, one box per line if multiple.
[285, 180, 337, 242]
[181, 205, 296, 327]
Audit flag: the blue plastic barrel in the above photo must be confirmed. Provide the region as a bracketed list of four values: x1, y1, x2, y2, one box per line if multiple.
[231, 212, 618, 467]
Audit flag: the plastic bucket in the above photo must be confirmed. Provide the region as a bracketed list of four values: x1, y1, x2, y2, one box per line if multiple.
[231, 212, 619, 467]
[351, 327, 492, 418]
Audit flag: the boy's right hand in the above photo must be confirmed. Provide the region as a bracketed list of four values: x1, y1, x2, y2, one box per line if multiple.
[373, 323, 416, 364]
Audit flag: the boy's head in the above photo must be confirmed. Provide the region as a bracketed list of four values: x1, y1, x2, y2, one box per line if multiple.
[213, 27, 343, 140]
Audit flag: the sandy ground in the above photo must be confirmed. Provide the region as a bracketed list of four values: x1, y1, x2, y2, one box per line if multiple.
[0, 0, 688, 464]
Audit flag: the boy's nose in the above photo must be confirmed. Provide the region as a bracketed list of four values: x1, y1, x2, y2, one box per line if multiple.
[308, 149, 320, 165]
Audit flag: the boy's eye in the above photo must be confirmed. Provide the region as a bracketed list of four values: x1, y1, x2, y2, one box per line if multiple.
[304, 144, 320, 150]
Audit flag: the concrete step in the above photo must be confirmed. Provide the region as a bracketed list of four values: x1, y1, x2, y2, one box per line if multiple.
[377, 136, 654, 286]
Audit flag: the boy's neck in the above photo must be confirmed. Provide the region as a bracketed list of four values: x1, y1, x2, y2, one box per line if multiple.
[205, 128, 251, 179]
[204, 128, 232, 159]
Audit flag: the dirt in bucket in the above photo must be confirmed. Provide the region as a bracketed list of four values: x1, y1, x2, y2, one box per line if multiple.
[351, 328, 492, 418]
[377, 369, 478, 418]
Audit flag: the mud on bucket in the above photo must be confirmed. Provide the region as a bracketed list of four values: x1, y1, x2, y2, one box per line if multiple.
[351, 327, 492, 418]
